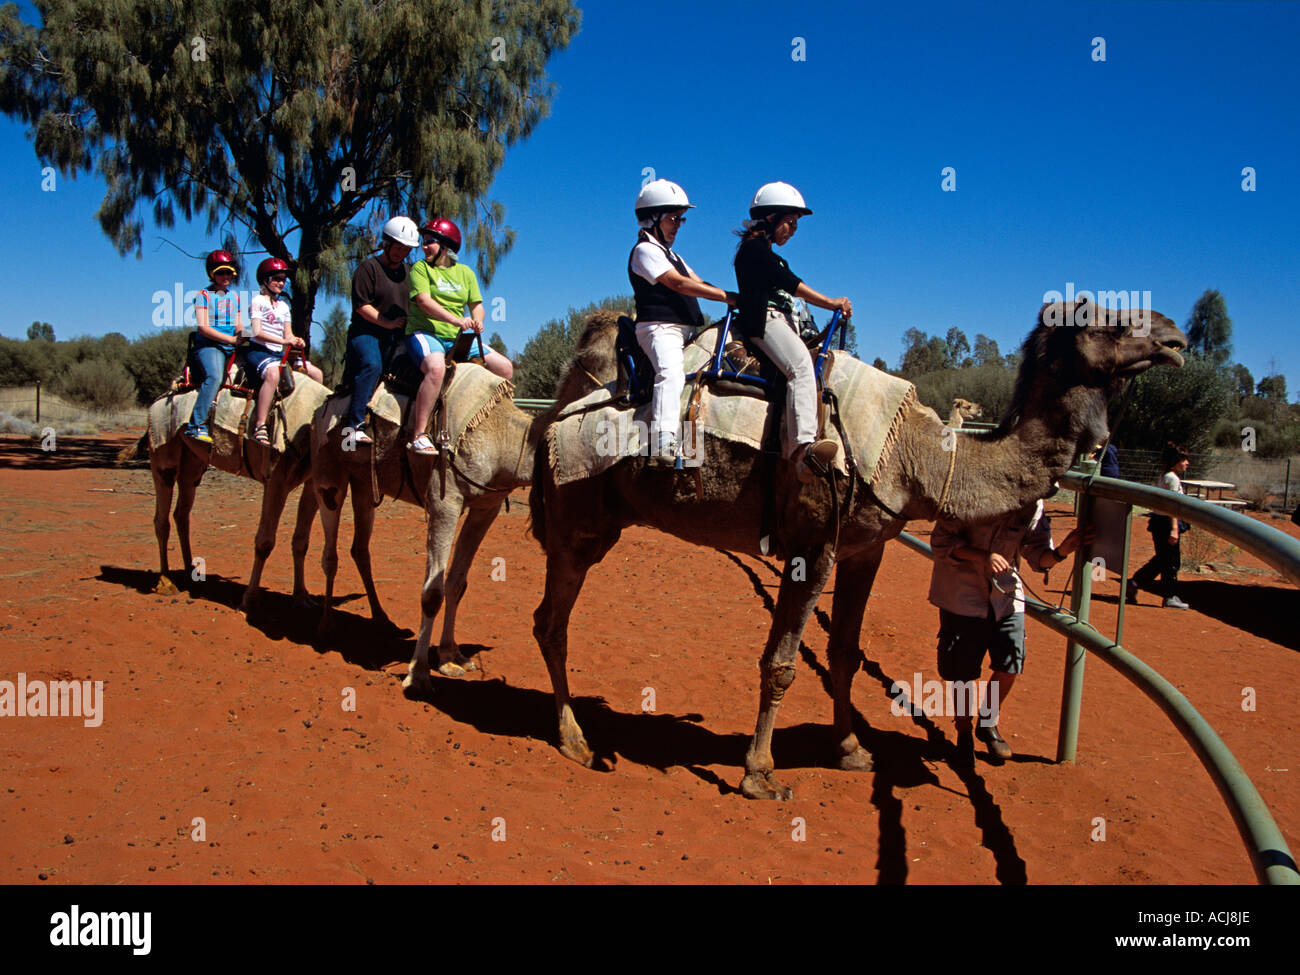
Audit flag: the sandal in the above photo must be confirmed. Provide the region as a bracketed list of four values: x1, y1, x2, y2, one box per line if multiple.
[252, 423, 270, 446]
[408, 433, 439, 456]
[795, 440, 838, 483]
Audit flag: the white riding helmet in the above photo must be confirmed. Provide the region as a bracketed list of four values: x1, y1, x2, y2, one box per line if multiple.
[635, 179, 695, 219]
[749, 181, 813, 219]
[381, 215, 421, 248]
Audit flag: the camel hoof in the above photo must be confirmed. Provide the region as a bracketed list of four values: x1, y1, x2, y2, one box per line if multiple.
[292, 592, 319, 610]
[740, 770, 794, 801]
[401, 669, 434, 697]
[436, 660, 468, 678]
[838, 747, 874, 772]
[437, 650, 478, 677]
[558, 739, 595, 769]
[153, 575, 179, 596]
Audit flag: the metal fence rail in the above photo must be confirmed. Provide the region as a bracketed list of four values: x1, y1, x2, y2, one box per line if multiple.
[894, 475, 1299, 885]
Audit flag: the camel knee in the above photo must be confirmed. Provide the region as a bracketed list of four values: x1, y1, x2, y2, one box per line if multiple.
[764, 662, 798, 700]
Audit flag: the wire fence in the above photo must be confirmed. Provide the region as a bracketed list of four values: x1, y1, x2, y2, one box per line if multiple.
[0, 385, 147, 432]
[1115, 447, 1297, 509]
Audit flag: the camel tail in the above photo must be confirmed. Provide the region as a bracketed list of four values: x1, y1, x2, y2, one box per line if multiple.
[527, 431, 550, 548]
[116, 431, 150, 465]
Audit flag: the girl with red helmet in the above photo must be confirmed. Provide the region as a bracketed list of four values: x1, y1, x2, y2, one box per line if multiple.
[404, 217, 513, 455]
[185, 250, 245, 444]
[245, 259, 323, 444]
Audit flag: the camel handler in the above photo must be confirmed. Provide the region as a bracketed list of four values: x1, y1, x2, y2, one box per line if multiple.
[338, 215, 421, 446]
[928, 500, 1092, 769]
[405, 217, 513, 455]
[733, 182, 852, 483]
[628, 179, 737, 466]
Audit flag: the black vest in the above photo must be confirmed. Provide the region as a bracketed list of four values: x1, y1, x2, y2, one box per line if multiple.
[627, 232, 704, 328]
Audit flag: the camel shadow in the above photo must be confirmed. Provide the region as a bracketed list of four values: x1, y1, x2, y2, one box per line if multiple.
[404, 673, 830, 788]
[0, 436, 142, 470]
[1178, 580, 1300, 651]
[94, 564, 411, 671]
[716, 548, 1029, 884]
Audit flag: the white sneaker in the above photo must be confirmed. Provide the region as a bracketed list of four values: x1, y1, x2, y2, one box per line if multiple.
[1162, 596, 1190, 610]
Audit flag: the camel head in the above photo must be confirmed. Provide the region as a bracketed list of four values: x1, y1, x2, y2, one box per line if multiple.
[994, 298, 1187, 454]
[952, 398, 982, 421]
[1034, 298, 1187, 384]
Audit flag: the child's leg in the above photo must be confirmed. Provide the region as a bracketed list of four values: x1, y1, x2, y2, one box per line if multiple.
[480, 348, 513, 381]
[411, 340, 446, 441]
[342, 330, 383, 432]
[254, 364, 278, 427]
[189, 345, 227, 429]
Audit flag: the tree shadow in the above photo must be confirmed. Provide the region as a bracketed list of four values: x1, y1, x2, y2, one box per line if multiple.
[0, 435, 144, 470]
[717, 548, 1028, 884]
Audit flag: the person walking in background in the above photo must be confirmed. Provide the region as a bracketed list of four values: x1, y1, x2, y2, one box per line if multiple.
[1128, 442, 1191, 610]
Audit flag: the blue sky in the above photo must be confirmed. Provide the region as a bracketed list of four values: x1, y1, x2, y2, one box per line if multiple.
[2, 0, 1297, 392]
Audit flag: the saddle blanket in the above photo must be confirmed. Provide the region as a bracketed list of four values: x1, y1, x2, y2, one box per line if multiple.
[547, 330, 916, 488]
[148, 376, 332, 459]
[315, 362, 512, 452]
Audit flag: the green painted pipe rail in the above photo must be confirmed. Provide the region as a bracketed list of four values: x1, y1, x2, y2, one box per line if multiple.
[894, 529, 1299, 885]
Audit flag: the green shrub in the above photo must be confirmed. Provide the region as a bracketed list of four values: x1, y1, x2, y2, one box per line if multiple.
[125, 329, 190, 404]
[56, 359, 139, 411]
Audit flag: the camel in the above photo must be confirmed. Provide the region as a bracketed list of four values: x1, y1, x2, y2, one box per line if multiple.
[947, 397, 982, 428]
[529, 299, 1188, 799]
[130, 378, 330, 603]
[310, 313, 619, 680]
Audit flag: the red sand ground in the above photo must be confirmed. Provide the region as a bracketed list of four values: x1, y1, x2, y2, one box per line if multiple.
[1, 435, 1296, 884]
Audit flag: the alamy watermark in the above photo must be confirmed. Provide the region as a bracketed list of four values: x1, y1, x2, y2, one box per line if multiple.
[50, 905, 150, 955]
[0, 673, 103, 727]
[594, 416, 705, 467]
[889, 672, 999, 727]
[1041, 282, 1154, 336]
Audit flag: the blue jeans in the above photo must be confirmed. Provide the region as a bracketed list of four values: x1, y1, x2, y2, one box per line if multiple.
[188, 344, 230, 430]
[341, 323, 400, 430]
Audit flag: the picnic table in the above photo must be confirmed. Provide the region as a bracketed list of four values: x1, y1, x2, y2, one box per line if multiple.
[1181, 479, 1247, 507]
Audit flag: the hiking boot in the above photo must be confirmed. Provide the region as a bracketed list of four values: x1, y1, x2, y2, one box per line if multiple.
[977, 724, 1013, 762]
[1162, 596, 1190, 610]
[646, 438, 678, 469]
[408, 434, 439, 456]
[1125, 579, 1139, 605]
[186, 425, 214, 445]
[795, 440, 838, 483]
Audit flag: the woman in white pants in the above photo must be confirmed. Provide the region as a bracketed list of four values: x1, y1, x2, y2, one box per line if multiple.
[628, 179, 736, 465]
[733, 182, 853, 483]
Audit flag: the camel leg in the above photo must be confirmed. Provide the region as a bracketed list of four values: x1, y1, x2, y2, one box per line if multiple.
[827, 547, 886, 772]
[347, 483, 389, 626]
[240, 459, 298, 613]
[533, 528, 620, 768]
[151, 461, 177, 578]
[403, 492, 466, 693]
[741, 544, 835, 800]
[315, 477, 347, 640]
[173, 448, 206, 585]
[288, 479, 317, 605]
[436, 502, 503, 676]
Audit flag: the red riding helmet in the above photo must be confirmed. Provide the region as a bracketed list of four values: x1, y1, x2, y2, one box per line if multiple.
[421, 217, 462, 253]
[256, 257, 290, 285]
[205, 249, 239, 279]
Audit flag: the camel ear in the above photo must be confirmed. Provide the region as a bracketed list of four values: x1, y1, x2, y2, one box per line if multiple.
[1038, 301, 1068, 329]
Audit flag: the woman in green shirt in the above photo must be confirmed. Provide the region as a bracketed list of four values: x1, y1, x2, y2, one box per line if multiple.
[405, 218, 513, 454]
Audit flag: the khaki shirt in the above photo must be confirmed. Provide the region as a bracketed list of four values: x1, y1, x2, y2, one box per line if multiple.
[927, 501, 1055, 619]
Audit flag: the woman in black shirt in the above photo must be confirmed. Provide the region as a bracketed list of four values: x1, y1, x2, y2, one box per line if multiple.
[734, 182, 853, 482]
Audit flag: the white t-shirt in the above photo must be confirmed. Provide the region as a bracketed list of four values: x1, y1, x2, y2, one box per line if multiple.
[630, 240, 696, 287]
[1159, 471, 1184, 495]
[250, 293, 291, 354]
